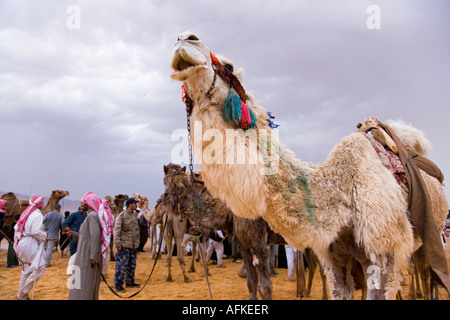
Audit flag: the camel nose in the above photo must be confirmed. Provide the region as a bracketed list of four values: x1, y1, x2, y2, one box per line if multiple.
[176, 31, 200, 43]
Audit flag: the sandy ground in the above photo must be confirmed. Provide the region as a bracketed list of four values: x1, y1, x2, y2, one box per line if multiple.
[1, 240, 450, 300]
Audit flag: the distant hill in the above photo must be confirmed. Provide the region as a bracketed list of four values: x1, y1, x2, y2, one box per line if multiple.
[0, 191, 81, 214]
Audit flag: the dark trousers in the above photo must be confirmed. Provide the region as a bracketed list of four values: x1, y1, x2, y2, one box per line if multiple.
[7, 242, 19, 267]
[69, 241, 78, 256]
[114, 248, 137, 286]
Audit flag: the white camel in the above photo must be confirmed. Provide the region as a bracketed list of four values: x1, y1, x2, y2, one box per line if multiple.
[170, 31, 449, 300]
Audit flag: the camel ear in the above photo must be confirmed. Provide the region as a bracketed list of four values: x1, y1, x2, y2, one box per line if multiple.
[164, 165, 168, 174]
[182, 166, 186, 172]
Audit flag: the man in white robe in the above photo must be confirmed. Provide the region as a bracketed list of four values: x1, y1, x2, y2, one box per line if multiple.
[13, 195, 47, 300]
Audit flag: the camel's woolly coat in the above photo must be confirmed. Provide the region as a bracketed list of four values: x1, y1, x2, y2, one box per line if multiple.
[170, 31, 447, 298]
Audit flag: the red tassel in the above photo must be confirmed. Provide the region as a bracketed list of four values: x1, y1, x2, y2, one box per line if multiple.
[239, 101, 252, 128]
[181, 84, 187, 102]
[210, 51, 220, 65]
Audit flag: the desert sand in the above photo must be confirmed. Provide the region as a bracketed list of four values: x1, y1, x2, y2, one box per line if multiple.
[1, 241, 449, 301]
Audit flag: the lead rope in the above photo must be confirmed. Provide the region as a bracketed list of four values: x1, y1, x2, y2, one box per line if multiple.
[186, 110, 214, 300]
[98, 215, 168, 299]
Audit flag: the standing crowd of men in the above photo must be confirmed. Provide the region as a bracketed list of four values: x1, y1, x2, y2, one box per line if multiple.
[6, 192, 148, 300]
[4, 191, 251, 300]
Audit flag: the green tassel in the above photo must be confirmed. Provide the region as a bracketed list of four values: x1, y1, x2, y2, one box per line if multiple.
[247, 107, 258, 129]
[223, 89, 242, 127]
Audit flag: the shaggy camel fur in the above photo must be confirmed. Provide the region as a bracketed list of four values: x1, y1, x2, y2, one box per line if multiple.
[163, 163, 286, 299]
[170, 31, 449, 299]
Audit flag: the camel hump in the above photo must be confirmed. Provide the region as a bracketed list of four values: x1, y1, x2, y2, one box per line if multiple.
[386, 119, 432, 156]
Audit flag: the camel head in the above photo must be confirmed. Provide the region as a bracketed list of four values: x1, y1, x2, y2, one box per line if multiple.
[104, 195, 117, 212]
[171, 31, 213, 83]
[171, 31, 247, 108]
[51, 190, 70, 200]
[1, 192, 17, 202]
[114, 194, 129, 205]
[112, 194, 128, 215]
[163, 163, 189, 192]
[132, 193, 149, 209]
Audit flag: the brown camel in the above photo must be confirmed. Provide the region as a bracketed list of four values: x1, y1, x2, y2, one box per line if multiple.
[41, 190, 70, 215]
[1, 190, 69, 243]
[149, 193, 168, 260]
[162, 164, 229, 284]
[163, 163, 287, 300]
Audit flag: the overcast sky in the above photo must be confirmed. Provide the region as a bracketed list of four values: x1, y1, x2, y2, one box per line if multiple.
[1, 0, 449, 208]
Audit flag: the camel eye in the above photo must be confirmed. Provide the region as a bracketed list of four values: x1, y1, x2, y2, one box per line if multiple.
[225, 64, 234, 72]
[188, 35, 199, 41]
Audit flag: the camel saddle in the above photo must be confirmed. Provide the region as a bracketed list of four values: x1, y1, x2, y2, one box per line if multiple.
[380, 123, 450, 294]
[358, 117, 450, 293]
[357, 119, 444, 183]
[412, 154, 444, 184]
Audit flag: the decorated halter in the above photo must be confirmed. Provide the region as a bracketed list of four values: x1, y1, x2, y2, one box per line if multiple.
[181, 51, 257, 130]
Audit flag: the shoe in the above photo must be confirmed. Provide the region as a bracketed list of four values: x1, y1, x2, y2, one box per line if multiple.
[126, 283, 141, 288]
[217, 264, 226, 268]
[115, 285, 126, 292]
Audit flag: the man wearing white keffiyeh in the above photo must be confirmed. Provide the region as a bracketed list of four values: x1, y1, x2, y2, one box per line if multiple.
[68, 192, 114, 300]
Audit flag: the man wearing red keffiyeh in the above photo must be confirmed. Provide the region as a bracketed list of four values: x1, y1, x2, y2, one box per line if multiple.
[68, 192, 114, 300]
[14, 195, 47, 300]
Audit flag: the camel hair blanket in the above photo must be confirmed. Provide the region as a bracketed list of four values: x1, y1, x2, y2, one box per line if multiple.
[381, 123, 450, 294]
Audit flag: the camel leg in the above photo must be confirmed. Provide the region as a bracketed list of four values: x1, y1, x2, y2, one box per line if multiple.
[416, 265, 426, 299]
[304, 248, 328, 299]
[165, 229, 174, 282]
[318, 260, 329, 300]
[197, 237, 211, 277]
[413, 247, 429, 300]
[324, 261, 354, 300]
[407, 258, 417, 299]
[351, 260, 366, 300]
[240, 247, 259, 300]
[188, 240, 196, 273]
[175, 242, 192, 283]
[362, 255, 400, 300]
[304, 248, 316, 298]
[254, 247, 272, 300]
[268, 245, 278, 276]
[150, 225, 157, 260]
[172, 219, 191, 283]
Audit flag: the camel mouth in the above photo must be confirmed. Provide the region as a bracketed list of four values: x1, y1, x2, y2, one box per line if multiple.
[173, 56, 197, 72]
[170, 45, 209, 81]
[171, 54, 206, 74]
